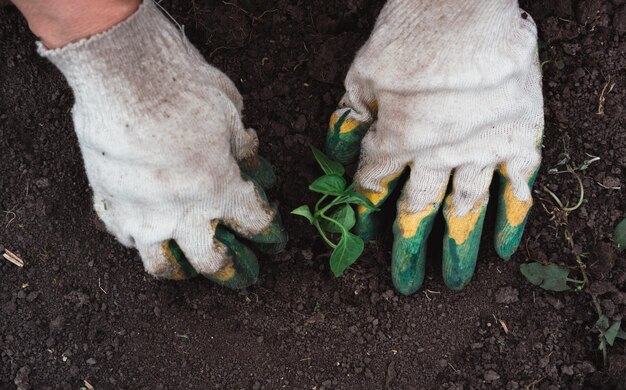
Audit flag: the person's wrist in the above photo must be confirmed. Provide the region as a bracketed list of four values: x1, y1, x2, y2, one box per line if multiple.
[37, 0, 206, 116]
[12, 0, 141, 48]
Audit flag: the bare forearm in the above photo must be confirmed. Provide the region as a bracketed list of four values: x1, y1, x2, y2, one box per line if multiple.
[11, 0, 140, 48]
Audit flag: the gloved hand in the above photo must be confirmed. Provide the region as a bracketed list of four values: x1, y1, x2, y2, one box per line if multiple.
[39, 0, 287, 288]
[327, 0, 543, 294]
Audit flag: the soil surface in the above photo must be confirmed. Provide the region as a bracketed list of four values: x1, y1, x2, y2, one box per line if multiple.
[1, 0, 625, 389]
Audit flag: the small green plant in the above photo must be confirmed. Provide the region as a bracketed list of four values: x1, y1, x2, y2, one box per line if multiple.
[614, 218, 626, 252]
[528, 145, 626, 367]
[592, 315, 626, 365]
[176, 333, 190, 340]
[530, 143, 603, 292]
[520, 262, 585, 292]
[292, 146, 377, 277]
[591, 296, 626, 366]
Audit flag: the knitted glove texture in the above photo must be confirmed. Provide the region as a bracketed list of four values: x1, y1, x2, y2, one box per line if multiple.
[327, 0, 544, 293]
[39, 0, 284, 283]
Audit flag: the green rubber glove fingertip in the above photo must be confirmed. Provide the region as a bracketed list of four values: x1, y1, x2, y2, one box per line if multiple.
[442, 206, 487, 291]
[248, 202, 289, 255]
[326, 109, 368, 165]
[239, 155, 276, 190]
[206, 225, 260, 289]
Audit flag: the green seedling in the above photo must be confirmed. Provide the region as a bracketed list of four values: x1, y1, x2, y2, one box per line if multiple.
[544, 161, 588, 212]
[545, 139, 599, 212]
[547, 137, 599, 174]
[591, 296, 626, 366]
[592, 315, 626, 366]
[292, 146, 377, 277]
[520, 262, 584, 292]
[614, 218, 626, 252]
[536, 144, 626, 366]
[533, 143, 600, 290]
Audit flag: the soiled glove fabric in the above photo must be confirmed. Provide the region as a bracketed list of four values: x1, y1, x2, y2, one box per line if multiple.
[38, 0, 287, 288]
[327, 0, 544, 294]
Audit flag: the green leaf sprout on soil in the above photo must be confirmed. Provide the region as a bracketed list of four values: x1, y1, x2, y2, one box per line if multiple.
[519, 262, 584, 292]
[590, 294, 626, 366]
[614, 218, 626, 252]
[592, 312, 626, 366]
[291, 146, 377, 277]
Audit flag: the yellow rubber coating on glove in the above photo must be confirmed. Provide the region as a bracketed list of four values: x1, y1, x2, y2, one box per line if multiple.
[446, 198, 486, 245]
[357, 170, 403, 214]
[398, 204, 437, 238]
[330, 113, 362, 134]
[397, 186, 446, 238]
[211, 263, 236, 281]
[162, 242, 189, 280]
[329, 100, 379, 134]
[500, 163, 533, 227]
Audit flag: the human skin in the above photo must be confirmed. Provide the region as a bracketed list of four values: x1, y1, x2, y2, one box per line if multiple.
[10, 0, 141, 48]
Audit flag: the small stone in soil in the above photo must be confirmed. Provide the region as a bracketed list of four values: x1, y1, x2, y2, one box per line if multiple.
[14, 366, 31, 390]
[484, 370, 501, 382]
[495, 286, 519, 304]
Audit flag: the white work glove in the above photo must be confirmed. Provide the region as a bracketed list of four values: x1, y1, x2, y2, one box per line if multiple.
[38, 0, 287, 288]
[327, 0, 544, 294]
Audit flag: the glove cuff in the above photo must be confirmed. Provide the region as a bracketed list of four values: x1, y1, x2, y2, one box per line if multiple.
[36, 0, 203, 105]
[377, 0, 528, 47]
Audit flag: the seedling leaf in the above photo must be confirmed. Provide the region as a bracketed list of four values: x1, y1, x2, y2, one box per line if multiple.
[310, 146, 345, 176]
[593, 314, 609, 332]
[606, 320, 622, 346]
[330, 232, 365, 277]
[291, 205, 314, 223]
[343, 190, 378, 210]
[309, 174, 346, 195]
[520, 263, 571, 292]
[616, 329, 626, 340]
[295, 147, 374, 277]
[614, 218, 626, 252]
[322, 205, 356, 233]
[594, 315, 610, 332]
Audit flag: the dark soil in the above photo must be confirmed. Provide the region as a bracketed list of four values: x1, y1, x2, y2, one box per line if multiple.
[1, 0, 625, 389]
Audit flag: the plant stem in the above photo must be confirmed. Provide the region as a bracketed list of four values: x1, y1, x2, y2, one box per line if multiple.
[591, 295, 603, 316]
[564, 165, 585, 212]
[315, 194, 329, 214]
[575, 254, 589, 288]
[544, 164, 585, 212]
[315, 195, 347, 218]
[320, 214, 346, 234]
[314, 220, 337, 249]
[590, 295, 609, 366]
[543, 186, 565, 209]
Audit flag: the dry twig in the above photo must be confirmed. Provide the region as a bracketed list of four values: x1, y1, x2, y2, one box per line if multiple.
[524, 377, 545, 390]
[3, 249, 24, 267]
[596, 76, 615, 116]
